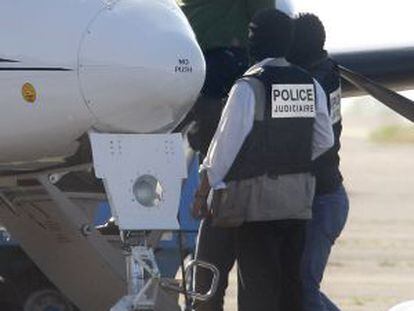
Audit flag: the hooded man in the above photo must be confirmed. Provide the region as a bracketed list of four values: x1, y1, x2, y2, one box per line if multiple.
[288, 13, 349, 311]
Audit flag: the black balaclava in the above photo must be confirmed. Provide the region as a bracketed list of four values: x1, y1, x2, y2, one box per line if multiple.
[248, 9, 294, 63]
[288, 13, 326, 67]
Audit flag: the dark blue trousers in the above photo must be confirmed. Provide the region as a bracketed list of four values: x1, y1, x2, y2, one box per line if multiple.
[301, 185, 349, 311]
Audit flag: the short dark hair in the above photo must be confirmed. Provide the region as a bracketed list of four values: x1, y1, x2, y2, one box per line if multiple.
[248, 9, 294, 61]
[288, 13, 326, 65]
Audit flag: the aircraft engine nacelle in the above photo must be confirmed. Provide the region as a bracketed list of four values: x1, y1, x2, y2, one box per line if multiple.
[79, 0, 205, 133]
[0, 0, 205, 164]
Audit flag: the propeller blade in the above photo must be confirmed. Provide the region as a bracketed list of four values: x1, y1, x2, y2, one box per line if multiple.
[338, 65, 414, 122]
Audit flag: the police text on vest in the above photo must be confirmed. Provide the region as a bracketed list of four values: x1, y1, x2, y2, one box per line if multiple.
[271, 84, 316, 118]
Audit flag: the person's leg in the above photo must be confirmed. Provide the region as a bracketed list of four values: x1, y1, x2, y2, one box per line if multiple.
[301, 223, 332, 311]
[301, 185, 349, 311]
[280, 220, 307, 311]
[237, 221, 281, 311]
[193, 218, 236, 311]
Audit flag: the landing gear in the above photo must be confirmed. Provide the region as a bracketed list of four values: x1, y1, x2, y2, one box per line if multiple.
[111, 232, 219, 311]
[90, 133, 220, 310]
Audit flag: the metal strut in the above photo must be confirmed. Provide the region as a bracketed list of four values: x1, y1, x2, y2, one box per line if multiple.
[111, 230, 220, 311]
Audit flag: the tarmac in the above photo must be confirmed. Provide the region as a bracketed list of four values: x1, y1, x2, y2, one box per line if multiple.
[222, 98, 414, 311]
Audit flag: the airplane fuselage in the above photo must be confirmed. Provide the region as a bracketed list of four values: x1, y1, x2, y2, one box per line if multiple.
[0, 0, 205, 166]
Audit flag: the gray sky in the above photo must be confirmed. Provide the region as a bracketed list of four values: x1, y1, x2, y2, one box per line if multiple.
[291, 0, 414, 52]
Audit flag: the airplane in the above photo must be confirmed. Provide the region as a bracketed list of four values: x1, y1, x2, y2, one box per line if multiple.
[0, 0, 206, 310]
[0, 0, 413, 310]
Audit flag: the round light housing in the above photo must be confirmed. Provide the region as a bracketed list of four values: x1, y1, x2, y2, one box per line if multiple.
[132, 175, 163, 207]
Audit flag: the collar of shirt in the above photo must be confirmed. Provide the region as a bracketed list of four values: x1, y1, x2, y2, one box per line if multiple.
[246, 57, 290, 75]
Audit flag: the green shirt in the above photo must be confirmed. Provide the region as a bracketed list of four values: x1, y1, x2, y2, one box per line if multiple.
[178, 0, 274, 50]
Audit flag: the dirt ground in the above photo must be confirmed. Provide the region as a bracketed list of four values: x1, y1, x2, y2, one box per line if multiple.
[223, 100, 414, 311]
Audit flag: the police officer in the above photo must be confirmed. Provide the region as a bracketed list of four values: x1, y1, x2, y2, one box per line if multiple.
[288, 13, 350, 311]
[193, 9, 334, 310]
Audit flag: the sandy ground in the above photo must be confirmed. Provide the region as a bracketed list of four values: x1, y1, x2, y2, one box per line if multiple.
[222, 100, 414, 311]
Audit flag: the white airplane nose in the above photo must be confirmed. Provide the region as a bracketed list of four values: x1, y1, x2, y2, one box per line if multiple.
[78, 0, 205, 133]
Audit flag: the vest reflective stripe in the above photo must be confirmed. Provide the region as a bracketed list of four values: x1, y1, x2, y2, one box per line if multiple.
[330, 86, 342, 124]
[225, 64, 316, 182]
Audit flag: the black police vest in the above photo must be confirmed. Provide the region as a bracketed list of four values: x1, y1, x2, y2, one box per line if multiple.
[308, 56, 344, 194]
[224, 64, 316, 182]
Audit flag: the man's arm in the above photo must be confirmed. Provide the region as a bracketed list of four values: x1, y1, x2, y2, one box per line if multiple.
[192, 170, 211, 218]
[201, 80, 256, 189]
[192, 80, 255, 218]
[312, 80, 335, 160]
